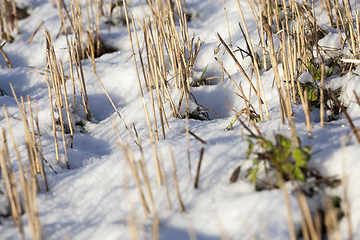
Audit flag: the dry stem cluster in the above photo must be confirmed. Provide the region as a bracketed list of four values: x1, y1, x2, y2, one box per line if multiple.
[1, 97, 51, 239]
[0, 0, 19, 42]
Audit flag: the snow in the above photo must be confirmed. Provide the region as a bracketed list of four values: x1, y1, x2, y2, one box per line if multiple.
[1, 0, 360, 239]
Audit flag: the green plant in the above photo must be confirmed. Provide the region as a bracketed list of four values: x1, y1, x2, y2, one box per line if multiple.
[191, 65, 208, 87]
[198, 65, 208, 84]
[245, 134, 312, 188]
[75, 120, 87, 133]
[296, 81, 343, 120]
[75, 120, 86, 128]
[307, 59, 339, 81]
[0, 41, 7, 49]
[187, 105, 220, 121]
[1, 34, 14, 43]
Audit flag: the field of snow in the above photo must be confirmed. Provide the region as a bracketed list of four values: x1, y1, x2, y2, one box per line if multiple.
[1, 0, 360, 239]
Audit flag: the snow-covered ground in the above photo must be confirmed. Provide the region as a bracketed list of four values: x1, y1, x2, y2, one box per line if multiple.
[1, 0, 360, 239]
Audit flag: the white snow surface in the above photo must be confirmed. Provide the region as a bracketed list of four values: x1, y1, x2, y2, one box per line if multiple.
[1, 0, 360, 239]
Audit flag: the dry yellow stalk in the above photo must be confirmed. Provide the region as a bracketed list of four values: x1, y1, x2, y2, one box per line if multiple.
[170, 147, 184, 212]
[186, 116, 191, 179]
[127, 145, 151, 219]
[59, 60, 74, 149]
[27, 21, 44, 44]
[341, 135, 353, 240]
[45, 29, 70, 168]
[320, 64, 325, 127]
[123, 3, 162, 185]
[44, 65, 60, 164]
[235, 0, 270, 122]
[34, 100, 49, 190]
[0, 45, 12, 68]
[159, 151, 172, 210]
[0, 132, 22, 232]
[281, 178, 296, 240]
[112, 117, 159, 224]
[298, 193, 318, 240]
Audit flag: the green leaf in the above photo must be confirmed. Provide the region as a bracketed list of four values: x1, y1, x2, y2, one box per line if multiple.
[273, 148, 282, 163]
[246, 142, 254, 159]
[278, 135, 292, 149]
[316, 68, 321, 76]
[303, 145, 312, 155]
[247, 135, 272, 149]
[280, 162, 294, 174]
[312, 68, 321, 80]
[251, 115, 261, 123]
[199, 65, 208, 82]
[265, 140, 273, 150]
[327, 65, 334, 77]
[293, 148, 310, 166]
[249, 166, 259, 183]
[1, 34, 14, 43]
[76, 121, 86, 127]
[308, 88, 318, 101]
[307, 59, 315, 73]
[0, 41, 6, 49]
[112, 19, 120, 25]
[294, 167, 306, 181]
[327, 58, 339, 77]
[273, 147, 291, 164]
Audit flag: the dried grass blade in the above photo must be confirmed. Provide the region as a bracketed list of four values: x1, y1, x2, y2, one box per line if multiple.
[194, 147, 205, 189]
[170, 147, 185, 212]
